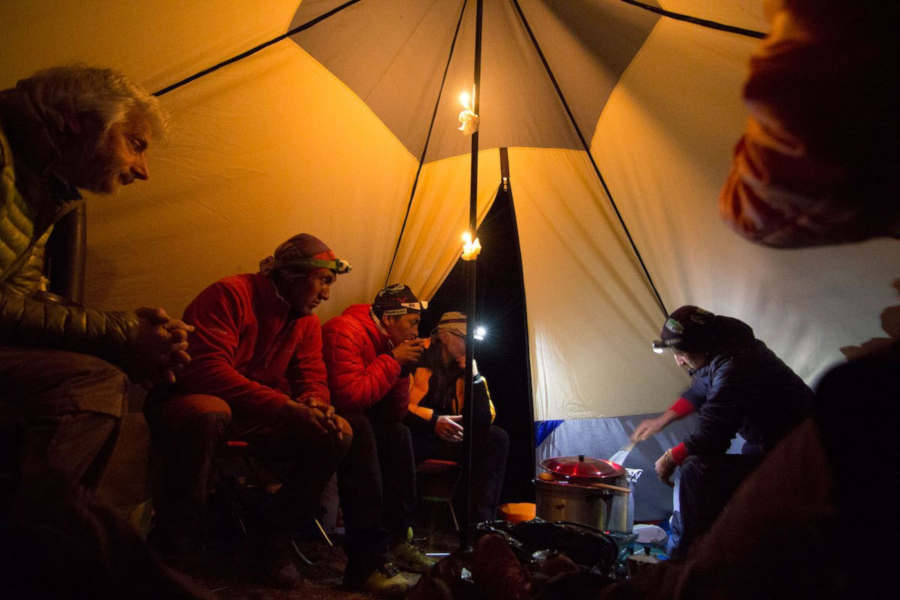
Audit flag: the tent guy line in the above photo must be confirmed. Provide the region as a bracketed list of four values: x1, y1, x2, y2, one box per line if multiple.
[152, 1, 766, 100]
[512, 0, 668, 317]
[152, 0, 362, 97]
[620, 0, 766, 39]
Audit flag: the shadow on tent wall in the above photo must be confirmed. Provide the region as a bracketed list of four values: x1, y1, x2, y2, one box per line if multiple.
[422, 182, 536, 504]
[840, 278, 900, 361]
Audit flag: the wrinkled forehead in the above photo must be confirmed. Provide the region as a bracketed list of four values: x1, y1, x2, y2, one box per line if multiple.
[123, 111, 152, 137]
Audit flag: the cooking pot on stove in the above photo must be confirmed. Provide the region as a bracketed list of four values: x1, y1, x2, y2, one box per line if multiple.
[535, 455, 634, 533]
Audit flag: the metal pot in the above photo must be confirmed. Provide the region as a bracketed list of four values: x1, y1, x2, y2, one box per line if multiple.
[535, 455, 633, 533]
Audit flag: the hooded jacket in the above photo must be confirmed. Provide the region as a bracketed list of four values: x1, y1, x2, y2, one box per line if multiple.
[0, 88, 137, 363]
[321, 303, 409, 421]
[679, 316, 813, 457]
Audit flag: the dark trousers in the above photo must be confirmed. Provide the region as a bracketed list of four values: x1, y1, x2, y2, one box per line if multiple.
[0, 346, 127, 497]
[337, 412, 416, 576]
[675, 453, 762, 557]
[145, 393, 351, 540]
[412, 424, 509, 523]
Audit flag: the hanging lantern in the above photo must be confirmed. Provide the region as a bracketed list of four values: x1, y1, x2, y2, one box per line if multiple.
[461, 231, 482, 260]
[457, 84, 479, 135]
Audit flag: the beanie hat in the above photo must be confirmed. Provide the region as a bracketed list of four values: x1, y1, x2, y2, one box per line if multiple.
[259, 233, 350, 277]
[433, 311, 467, 337]
[652, 305, 716, 353]
[372, 284, 426, 318]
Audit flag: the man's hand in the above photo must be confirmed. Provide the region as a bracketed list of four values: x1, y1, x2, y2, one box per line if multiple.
[632, 408, 682, 442]
[391, 338, 425, 366]
[281, 398, 345, 440]
[130, 307, 195, 384]
[655, 450, 676, 487]
[435, 414, 464, 443]
[306, 397, 344, 440]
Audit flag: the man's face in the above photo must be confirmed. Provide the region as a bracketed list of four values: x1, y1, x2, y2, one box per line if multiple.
[382, 312, 420, 346]
[437, 329, 466, 365]
[73, 109, 151, 194]
[674, 350, 706, 373]
[281, 268, 335, 316]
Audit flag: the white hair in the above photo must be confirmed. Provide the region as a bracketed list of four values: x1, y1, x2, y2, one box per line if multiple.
[17, 64, 167, 140]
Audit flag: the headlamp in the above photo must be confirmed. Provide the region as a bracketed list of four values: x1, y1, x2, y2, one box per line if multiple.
[281, 257, 351, 275]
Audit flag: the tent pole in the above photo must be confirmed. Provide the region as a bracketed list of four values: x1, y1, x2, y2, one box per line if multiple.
[461, 0, 483, 549]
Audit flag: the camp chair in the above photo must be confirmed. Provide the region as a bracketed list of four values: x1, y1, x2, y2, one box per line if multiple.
[215, 439, 333, 566]
[416, 458, 461, 546]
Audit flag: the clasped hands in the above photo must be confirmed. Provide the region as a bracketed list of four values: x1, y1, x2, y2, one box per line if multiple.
[282, 397, 344, 440]
[130, 306, 194, 384]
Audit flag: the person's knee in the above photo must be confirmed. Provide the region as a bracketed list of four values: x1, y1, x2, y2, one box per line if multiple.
[335, 414, 354, 438]
[385, 421, 412, 445]
[73, 355, 130, 417]
[490, 426, 510, 450]
[157, 394, 232, 438]
[334, 415, 354, 457]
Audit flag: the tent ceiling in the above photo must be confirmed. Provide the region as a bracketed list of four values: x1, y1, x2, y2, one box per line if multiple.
[291, 0, 658, 161]
[2, 1, 896, 423]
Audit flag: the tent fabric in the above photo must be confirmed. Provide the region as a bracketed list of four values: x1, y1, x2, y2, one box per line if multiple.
[292, 0, 660, 162]
[387, 150, 500, 299]
[2, 0, 897, 433]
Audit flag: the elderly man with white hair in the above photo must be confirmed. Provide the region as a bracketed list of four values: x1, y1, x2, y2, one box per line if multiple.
[0, 65, 191, 500]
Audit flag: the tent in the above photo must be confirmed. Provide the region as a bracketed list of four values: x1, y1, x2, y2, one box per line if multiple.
[2, 1, 898, 520]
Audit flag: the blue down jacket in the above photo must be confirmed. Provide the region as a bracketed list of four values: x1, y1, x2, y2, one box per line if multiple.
[681, 316, 813, 456]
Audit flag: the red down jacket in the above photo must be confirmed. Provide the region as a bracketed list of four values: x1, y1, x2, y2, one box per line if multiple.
[321, 303, 409, 421]
[175, 273, 330, 421]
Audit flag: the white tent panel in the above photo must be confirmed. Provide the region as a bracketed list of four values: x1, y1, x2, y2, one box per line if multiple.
[388, 150, 501, 300]
[593, 17, 900, 386]
[510, 147, 688, 421]
[82, 42, 419, 322]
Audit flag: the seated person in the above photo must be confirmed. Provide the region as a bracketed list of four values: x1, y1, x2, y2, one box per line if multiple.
[1, 63, 205, 600]
[145, 233, 352, 589]
[322, 284, 433, 596]
[407, 311, 509, 523]
[1, 64, 187, 503]
[632, 305, 813, 556]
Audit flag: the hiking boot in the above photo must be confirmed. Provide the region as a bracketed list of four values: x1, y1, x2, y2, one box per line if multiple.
[250, 534, 303, 589]
[390, 539, 436, 573]
[359, 561, 410, 597]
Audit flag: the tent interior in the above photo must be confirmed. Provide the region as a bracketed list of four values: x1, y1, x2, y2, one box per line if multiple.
[2, 0, 898, 528]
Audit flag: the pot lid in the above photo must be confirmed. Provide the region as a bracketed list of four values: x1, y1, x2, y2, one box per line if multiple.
[540, 455, 626, 480]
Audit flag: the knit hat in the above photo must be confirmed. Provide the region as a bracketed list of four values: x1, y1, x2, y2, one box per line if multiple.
[372, 284, 426, 318]
[433, 311, 467, 337]
[652, 305, 716, 353]
[258, 233, 350, 277]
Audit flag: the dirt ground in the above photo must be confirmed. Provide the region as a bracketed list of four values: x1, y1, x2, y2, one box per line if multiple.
[179, 531, 460, 599]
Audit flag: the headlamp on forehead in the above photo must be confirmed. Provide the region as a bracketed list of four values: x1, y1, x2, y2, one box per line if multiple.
[651, 338, 681, 354]
[281, 257, 352, 276]
[381, 299, 428, 316]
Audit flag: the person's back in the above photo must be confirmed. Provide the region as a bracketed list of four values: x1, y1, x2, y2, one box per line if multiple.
[692, 316, 813, 455]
